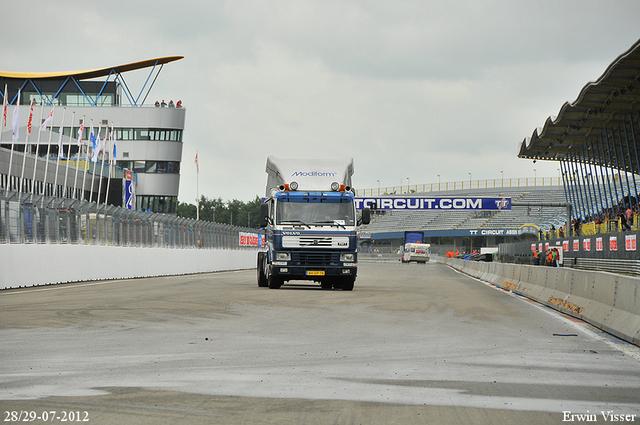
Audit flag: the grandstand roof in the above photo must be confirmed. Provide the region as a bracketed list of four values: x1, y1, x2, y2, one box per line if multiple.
[0, 56, 183, 81]
[518, 38, 640, 163]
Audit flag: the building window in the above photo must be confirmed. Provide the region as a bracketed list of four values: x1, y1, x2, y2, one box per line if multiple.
[136, 195, 177, 214]
[116, 160, 180, 174]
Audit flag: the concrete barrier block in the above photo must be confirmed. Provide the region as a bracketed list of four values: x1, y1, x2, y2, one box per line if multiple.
[597, 311, 640, 347]
[614, 275, 640, 314]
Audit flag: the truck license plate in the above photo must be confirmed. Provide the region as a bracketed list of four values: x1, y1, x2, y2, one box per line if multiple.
[306, 271, 325, 276]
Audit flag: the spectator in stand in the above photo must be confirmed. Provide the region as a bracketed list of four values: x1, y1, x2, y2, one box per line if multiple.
[161, 100, 167, 107]
[620, 211, 631, 231]
[176, 100, 183, 108]
[627, 207, 633, 229]
[155, 100, 160, 107]
[168, 100, 175, 108]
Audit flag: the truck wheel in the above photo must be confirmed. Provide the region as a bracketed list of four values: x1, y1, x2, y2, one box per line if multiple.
[320, 280, 332, 290]
[257, 252, 268, 287]
[268, 274, 283, 289]
[340, 277, 355, 291]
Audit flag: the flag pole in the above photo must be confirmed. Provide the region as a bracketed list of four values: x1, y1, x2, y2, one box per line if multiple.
[0, 85, 6, 194]
[97, 128, 107, 204]
[195, 150, 199, 220]
[104, 123, 115, 208]
[89, 121, 97, 203]
[73, 116, 84, 200]
[63, 111, 75, 198]
[41, 106, 56, 204]
[30, 102, 46, 195]
[7, 90, 20, 194]
[53, 107, 66, 199]
[83, 119, 93, 202]
[19, 99, 33, 193]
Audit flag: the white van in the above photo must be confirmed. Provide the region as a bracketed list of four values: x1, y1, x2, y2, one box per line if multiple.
[402, 243, 430, 264]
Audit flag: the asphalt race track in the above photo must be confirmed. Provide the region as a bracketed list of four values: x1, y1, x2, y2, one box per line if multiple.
[1, 261, 639, 424]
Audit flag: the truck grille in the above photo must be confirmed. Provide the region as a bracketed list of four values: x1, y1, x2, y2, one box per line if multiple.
[291, 252, 340, 266]
[282, 235, 349, 248]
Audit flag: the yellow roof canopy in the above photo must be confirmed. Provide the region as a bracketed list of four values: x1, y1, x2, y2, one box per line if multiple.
[0, 56, 183, 81]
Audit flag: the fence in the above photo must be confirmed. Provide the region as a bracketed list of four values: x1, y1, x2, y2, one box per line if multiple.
[0, 191, 261, 250]
[538, 215, 640, 240]
[356, 177, 561, 197]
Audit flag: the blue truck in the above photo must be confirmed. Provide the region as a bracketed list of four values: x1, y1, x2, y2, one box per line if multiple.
[257, 156, 370, 290]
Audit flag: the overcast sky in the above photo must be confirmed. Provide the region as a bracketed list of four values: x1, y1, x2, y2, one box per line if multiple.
[3, 1, 640, 203]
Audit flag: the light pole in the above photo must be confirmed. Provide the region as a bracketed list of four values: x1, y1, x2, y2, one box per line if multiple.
[407, 177, 410, 193]
[468, 172, 472, 188]
[377, 179, 380, 196]
[437, 174, 440, 191]
[500, 170, 504, 187]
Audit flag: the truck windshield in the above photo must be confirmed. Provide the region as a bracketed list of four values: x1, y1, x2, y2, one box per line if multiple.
[277, 200, 355, 226]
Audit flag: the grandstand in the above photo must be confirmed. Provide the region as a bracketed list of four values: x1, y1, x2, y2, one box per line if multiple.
[359, 185, 568, 239]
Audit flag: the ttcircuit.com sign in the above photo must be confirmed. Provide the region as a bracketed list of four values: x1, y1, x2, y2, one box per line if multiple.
[354, 197, 511, 211]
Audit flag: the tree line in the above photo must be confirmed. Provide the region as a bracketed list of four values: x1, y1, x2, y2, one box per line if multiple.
[177, 195, 262, 228]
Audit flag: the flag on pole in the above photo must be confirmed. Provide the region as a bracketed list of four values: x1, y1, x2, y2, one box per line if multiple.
[27, 100, 34, 134]
[90, 124, 97, 162]
[195, 152, 199, 173]
[12, 90, 20, 141]
[41, 107, 54, 131]
[2, 85, 7, 127]
[77, 119, 84, 146]
[111, 127, 117, 165]
[91, 129, 103, 163]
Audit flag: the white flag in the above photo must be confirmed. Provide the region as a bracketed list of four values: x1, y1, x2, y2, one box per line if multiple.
[41, 107, 54, 131]
[77, 119, 84, 146]
[11, 90, 20, 142]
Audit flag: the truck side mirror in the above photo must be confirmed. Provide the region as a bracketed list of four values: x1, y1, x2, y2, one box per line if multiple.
[259, 203, 269, 228]
[361, 207, 371, 225]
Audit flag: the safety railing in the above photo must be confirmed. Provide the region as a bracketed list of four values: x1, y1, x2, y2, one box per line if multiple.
[357, 177, 562, 197]
[539, 215, 640, 240]
[0, 191, 261, 250]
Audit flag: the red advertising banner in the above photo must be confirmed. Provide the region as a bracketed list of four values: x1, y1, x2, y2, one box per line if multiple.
[610, 236, 618, 251]
[239, 232, 264, 247]
[596, 237, 603, 252]
[625, 234, 637, 251]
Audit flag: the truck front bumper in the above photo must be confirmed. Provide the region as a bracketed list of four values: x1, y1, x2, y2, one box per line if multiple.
[271, 265, 357, 280]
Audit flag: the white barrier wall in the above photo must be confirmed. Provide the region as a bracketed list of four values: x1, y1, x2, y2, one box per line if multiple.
[442, 258, 640, 347]
[0, 245, 257, 290]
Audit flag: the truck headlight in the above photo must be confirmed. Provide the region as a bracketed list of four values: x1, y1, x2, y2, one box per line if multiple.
[341, 253, 354, 262]
[331, 181, 340, 191]
[289, 181, 299, 191]
[276, 252, 291, 261]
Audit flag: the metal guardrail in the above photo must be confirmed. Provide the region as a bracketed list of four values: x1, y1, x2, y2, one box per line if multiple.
[0, 191, 261, 250]
[357, 177, 562, 197]
[572, 258, 640, 277]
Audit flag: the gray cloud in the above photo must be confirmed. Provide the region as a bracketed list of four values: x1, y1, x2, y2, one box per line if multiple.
[3, 0, 639, 202]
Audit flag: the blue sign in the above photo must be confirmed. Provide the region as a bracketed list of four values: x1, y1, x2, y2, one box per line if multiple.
[355, 197, 511, 211]
[125, 180, 135, 210]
